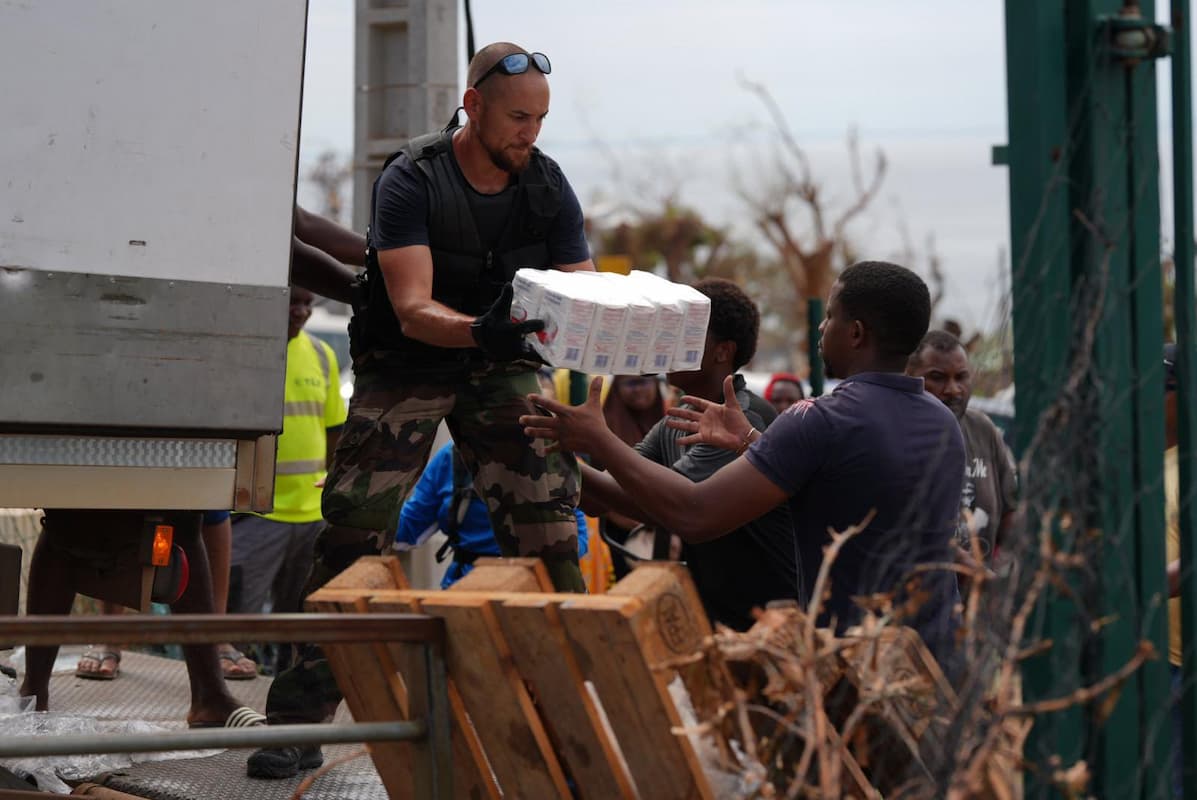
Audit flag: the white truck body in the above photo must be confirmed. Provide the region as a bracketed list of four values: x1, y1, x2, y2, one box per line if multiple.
[0, 0, 309, 511]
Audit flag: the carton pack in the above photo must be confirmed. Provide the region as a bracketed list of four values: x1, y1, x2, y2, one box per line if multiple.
[511, 268, 557, 329]
[568, 273, 629, 373]
[528, 271, 597, 369]
[626, 271, 710, 372]
[510, 268, 710, 374]
[597, 272, 660, 374]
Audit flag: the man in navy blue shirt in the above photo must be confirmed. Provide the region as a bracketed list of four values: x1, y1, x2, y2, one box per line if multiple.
[522, 261, 964, 662]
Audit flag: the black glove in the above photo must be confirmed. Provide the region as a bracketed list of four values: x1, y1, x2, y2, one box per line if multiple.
[470, 284, 546, 362]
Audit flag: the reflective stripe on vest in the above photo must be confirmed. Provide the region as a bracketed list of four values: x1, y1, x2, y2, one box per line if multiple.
[276, 458, 325, 476]
[283, 400, 323, 418]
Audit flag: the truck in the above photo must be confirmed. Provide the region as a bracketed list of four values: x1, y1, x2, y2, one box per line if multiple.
[0, 0, 309, 608]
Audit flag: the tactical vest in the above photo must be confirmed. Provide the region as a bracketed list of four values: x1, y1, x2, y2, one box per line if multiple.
[361, 128, 564, 363]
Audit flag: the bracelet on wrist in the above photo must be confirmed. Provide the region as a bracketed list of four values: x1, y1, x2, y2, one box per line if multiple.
[735, 427, 760, 456]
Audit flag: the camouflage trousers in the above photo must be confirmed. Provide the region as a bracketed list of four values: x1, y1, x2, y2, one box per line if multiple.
[265, 356, 584, 726]
[321, 355, 582, 565]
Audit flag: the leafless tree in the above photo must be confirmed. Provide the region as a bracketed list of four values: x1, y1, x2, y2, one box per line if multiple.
[306, 150, 351, 224]
[737, 77, 887, 306]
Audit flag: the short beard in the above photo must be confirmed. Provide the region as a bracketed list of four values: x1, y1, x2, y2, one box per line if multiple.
[485, 142, 531, 175]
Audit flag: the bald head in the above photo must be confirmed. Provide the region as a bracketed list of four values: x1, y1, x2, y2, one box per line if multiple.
[468, 42, 529, 95]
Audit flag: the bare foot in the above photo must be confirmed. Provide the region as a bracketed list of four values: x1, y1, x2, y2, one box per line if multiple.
[187, 701, 265, 728]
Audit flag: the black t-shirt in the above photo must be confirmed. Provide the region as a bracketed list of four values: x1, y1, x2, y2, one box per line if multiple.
[636, 374, 799, 631]
[371, 142, 591, 263]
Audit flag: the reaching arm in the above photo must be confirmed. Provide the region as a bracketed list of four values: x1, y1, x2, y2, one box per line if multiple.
[291, 237, 358, 304]
[522, 377, 788, 542]
[579, 461, 664, 528]
[377, 245, 478, 348]
[377, 247, 544, 358]
[294, 206, 367, 267]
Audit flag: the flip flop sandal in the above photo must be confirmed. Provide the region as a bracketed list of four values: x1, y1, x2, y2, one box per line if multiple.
[75, 649, 121, 680]
[219, 649, 258, 681]
[189, 705, 267, 729]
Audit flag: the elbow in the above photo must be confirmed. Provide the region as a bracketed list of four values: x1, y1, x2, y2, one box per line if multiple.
[391, 299, 422, 335]
[669, 508, 724, 545]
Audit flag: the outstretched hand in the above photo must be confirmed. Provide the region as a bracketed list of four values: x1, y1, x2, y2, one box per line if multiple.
[665, 375, 754, 452]
[520, 375, 612, 455]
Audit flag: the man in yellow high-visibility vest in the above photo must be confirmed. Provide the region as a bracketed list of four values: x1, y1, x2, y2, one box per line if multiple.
[228, 287, 347, 658]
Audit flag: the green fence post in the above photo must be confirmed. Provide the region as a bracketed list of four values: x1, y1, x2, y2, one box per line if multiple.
[1004, 2, 1172, 795]
[1171, 3, 1197, 798]
[1003, 2, 1081, 791]
[807, 297, 824, 397]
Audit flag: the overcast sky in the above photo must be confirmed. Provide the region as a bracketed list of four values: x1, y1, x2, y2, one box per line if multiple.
[294, 1, 1175, 329]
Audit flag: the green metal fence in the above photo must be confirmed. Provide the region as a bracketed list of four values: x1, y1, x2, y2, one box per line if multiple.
[1003, 1, 1191, 796]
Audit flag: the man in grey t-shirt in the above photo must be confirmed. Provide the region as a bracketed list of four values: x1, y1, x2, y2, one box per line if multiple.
[907, 330, 1017, 559]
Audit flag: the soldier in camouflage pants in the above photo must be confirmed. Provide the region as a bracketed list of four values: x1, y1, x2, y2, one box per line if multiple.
[250, 41, 596, 778]
[260, 353, 583, 730]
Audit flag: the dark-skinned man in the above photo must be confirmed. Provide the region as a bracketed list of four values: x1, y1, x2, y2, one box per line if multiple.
[906, 330, 1017, 562]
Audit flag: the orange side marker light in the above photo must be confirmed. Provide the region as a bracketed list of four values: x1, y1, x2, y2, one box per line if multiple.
[151, 525, 174, 567]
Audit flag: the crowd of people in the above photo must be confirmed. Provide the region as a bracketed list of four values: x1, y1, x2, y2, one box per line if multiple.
[22, 39, 1188, 793]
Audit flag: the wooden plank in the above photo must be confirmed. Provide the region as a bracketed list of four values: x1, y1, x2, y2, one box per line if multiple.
[418, 594, 572, 798]
[321, 554, 409, 592]
[365, 588, 630, 610]
[304, 587, 383, 609]
[308, 594, 416, 800]
[494, 595, 638, 800]
[391, 639, 453, 799]
[370, 594, 499, 800]
[561, 594, 715, 800]
[610, 564, 737, 763]
[452, 557, 554, 592]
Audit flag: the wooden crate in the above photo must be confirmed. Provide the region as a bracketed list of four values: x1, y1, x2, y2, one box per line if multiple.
[309, 558, 724, 800]
[310, 558, 1024, 799]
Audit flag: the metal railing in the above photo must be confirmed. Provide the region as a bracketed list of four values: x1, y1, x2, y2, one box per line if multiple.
[0, 613, 452, 798]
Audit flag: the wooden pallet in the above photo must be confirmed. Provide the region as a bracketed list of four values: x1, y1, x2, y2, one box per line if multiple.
[308, 557, 727, 800]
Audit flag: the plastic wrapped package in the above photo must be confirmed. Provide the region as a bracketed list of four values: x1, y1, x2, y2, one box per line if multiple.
[597, 273, 660, 375]
[533, 276, 598, 369]
[510, 268, 559, 330]
[577, 277, 631, 374]
[627, 270, 711, 372]
[514, 268, 709, 374]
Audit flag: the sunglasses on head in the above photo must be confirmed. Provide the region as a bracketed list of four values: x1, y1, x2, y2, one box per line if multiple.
[473, 52, 551, 89]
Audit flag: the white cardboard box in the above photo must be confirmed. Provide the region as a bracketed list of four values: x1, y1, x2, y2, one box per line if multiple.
[597, 272, 660, 374]
[533, 276, 597, 369]
[577, 275, 632, 374]
[626, 270, 710, 372]
[512, 268, 709, 374]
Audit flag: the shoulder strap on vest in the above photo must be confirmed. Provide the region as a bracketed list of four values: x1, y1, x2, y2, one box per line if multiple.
[399, 129, 454, 170]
